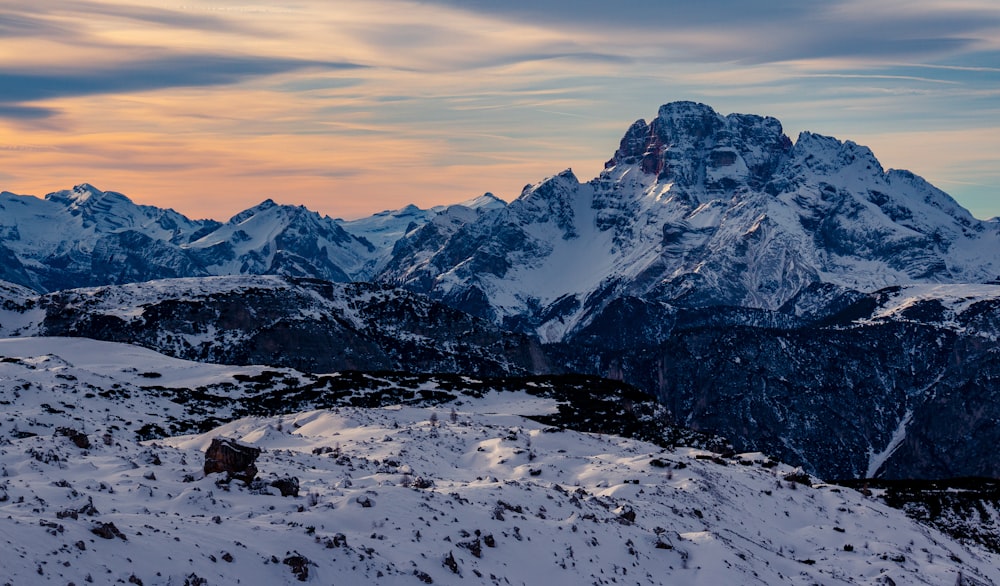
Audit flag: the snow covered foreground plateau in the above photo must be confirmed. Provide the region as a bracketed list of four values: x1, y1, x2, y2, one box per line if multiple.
[1, 338, 998, 585]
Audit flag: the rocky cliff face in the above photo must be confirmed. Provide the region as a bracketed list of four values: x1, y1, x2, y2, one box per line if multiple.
[553, 284, 1000, 480]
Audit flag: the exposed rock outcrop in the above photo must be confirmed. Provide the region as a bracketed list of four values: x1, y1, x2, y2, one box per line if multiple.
[204, 437, 261, 483]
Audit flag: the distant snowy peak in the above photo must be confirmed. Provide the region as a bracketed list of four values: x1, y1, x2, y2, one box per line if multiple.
[225, 197, 282, 224]
[458, 191, 507, 210]
[336, 204, 437, 252]
[0, 184, 221, 291]
[43, 182, 104, 206]
[0, 186, 386, 291]
[336, 193, 507, 268]
[44, 183, 211, 242]
[185, 198, 375, 282]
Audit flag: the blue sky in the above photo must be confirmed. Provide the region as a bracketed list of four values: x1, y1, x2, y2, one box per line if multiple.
[0, 0, 997, 220]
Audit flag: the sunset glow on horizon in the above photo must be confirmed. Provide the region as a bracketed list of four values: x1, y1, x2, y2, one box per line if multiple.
[2, 0, 998, 221]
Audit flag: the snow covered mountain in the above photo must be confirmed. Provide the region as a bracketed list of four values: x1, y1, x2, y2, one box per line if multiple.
[0, 186, 382, 291]
[183, 199, 377, 283]
[5, 103, 998, 335]
[382, 102, 1000, 340]
[2, 336, 998, 585]
[0, 183, 216, 291]
[0, 184, 510, 292]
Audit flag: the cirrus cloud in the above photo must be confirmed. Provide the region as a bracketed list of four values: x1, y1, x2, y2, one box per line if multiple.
[0, 0, 997, 220]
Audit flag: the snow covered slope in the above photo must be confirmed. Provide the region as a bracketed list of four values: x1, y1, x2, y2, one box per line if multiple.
[1, 337, 997, 585]
[858, 284, 1000, 336]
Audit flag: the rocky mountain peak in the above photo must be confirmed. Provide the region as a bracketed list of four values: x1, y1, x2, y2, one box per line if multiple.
[380, 100, 1000, 337]
[604, 118, 653, 169]
[228, 198, 279, 224]
[788, 131, 885, 178]
[509, 169, 582, 238]
[654, 100, 726, 140]
[45, 183, 133, 215]
[44, 182, 103, 205]
[604, 102, 791, 195]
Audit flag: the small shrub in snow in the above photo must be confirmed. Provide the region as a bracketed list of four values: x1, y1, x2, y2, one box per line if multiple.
[91, 521, 127, 540]
[459, 538, 483, 558]
[282, 552, 312, 582]
[443, 550, 459, 574]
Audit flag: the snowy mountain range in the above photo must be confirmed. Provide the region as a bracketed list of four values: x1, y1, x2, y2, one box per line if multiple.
[5, 103, 999, 343]
[3, 106, 1000, 459]
[0, 184, 504, 293]
[5, 100, 1000, 581]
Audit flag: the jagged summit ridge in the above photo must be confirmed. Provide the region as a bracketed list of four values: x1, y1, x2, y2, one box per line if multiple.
[382, 101, 1000, 337]
[607, 101, 791, 194]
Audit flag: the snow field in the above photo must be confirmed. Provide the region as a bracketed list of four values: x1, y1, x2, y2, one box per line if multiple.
[1, 337, 998, 584]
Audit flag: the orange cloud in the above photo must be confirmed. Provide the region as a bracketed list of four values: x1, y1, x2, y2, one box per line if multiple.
[1, 0, 997, 221]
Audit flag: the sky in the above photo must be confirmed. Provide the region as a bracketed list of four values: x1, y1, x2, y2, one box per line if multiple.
[0, 0, 998, 221]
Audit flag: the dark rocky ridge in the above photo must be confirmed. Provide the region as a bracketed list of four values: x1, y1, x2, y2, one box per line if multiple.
[24, 276, 548, 377]
[553, 284, 1000, 481]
